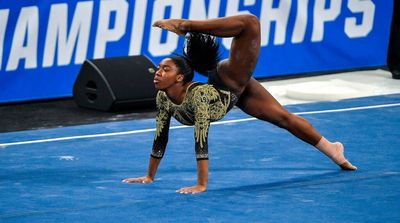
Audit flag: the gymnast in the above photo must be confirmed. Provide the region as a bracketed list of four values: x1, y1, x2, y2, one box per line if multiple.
[123, 14, 357, 194]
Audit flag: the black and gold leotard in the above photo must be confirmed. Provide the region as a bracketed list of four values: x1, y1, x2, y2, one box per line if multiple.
[151, 82, 238, 160]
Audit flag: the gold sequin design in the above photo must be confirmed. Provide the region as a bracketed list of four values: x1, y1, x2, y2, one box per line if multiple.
[192, 85, 221, 148]
[154, 84, 233, 159]
[183, 85, 229, 121]
[154, 92, 170, 140]
[211, 89, 231, 119]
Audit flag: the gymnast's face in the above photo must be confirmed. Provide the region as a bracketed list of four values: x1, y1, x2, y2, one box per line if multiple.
[154, 58, 184, 90]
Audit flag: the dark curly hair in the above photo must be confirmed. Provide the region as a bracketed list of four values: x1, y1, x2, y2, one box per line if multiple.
[171, 32, 221, 83]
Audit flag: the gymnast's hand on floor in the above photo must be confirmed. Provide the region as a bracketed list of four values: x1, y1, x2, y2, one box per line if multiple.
[176, 185, 207, 194]
[152, 19, 187, 36]
[122, 176, 153, 184]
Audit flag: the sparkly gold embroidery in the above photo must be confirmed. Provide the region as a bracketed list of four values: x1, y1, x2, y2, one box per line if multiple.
[192, 86, 214, 148]
[154, 92, 170, 140]
[154, 83, 235, 159]
[154, 110, 169, 139]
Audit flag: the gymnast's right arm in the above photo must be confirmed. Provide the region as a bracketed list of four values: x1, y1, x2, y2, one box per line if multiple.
[122, 92, 171, 184]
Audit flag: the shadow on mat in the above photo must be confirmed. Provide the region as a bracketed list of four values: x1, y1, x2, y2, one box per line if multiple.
[209, 170, 399, 193]
[158, 166, 334, 174]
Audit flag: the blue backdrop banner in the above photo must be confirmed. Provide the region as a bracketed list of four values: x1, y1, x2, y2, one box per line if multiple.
[0, 0, 393, 103]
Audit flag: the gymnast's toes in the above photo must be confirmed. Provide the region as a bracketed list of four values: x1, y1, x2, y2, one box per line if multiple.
[339, 160, 357, 171]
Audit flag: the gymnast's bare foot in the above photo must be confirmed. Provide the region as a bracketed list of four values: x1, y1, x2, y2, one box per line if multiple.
[122, 176, 153, 184]
[152, 19, 187, 36]
[176, 185, 207, 194]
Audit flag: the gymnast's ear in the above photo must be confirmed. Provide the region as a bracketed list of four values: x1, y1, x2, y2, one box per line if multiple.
[176, 73, 184, 83]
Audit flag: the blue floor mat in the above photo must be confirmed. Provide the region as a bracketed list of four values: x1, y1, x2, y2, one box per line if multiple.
[1, 94, 399, 223]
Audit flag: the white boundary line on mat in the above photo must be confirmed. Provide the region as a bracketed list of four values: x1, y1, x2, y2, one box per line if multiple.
[1, 103, 399, 148]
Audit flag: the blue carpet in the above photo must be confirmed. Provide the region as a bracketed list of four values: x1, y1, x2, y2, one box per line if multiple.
[1, 94, 399, 223]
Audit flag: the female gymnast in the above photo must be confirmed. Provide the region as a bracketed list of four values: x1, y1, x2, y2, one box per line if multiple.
[123, 14, 357, 194]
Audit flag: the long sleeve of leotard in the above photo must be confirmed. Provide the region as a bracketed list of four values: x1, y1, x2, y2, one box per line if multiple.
[151, 92, 171, 159]
[193, 89, 212, 160]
